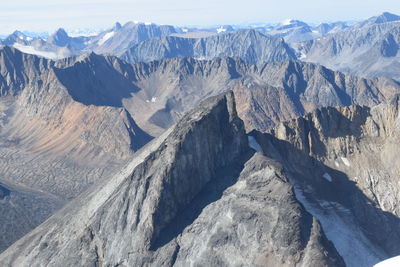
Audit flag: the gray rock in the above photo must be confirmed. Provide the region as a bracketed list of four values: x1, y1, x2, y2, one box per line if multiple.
[0, 92, 344, 266]
[121, 29, 296, 65]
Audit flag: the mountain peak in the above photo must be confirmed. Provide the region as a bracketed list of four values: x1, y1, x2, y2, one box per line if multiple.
[357, 12, 400, 28]
[114, 22, 122, 30]
[48, 28, 70, 46]
[375, 12, 400, 23]
[53, 28, 69, 38]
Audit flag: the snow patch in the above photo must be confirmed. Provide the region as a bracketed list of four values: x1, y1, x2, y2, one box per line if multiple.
[281, 19, 294, 26]
[374, 256, 400, 267]
[341, 157, 351, 167]
[248, 136, 263, 153]
[335, 161, 340, 167]
[293, 187, 385, 267]
[146, 97, 157, 103]
[98, 31, 114, 45]
[217, 27, 227, 34]
[12, 43, 59, 59]
[323, 172, 332, 182]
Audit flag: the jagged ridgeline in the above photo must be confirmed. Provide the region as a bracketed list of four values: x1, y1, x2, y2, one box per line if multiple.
[1, 45, 400, 257]
[0, 92, 345, 266]
[3, 90, 400, 266]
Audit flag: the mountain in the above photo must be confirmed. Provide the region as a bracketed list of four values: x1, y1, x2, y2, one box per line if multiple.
[266, 19, 317, 43]
[112, 56, 400, 134]
[1, 22, 181, 60]
[251, 20, 349, 43]
[297, 17, 400, 80]
[4, 91, 400, 266]
[1, 31, 36, 46]
[0, 47, 152, 251]
[355, 12, 400, 28]
[314, 22, 348, 36]
[0, 47, 399, 254]
[121, 29, 297, 64]
[251, 95, 400, 266]
[0, 92, 345, 266]
[90, 21, 181, 56]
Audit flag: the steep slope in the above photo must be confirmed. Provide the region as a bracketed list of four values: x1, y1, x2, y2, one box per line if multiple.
[251, 96, 400, 266]
[355, 12, 400, 28]
[298, 19, 400, 80]
[91, 22, 180, 56]
[121, 29, 296, 64]
[2, 22, 180, 60]
[1, 48, 399, 254]
[0, 47, 151, 251]
[0, 92, 344, 266]
[116, 57, 400, 134]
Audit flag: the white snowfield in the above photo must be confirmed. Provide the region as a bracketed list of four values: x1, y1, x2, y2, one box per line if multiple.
[98, 31, 115, 45]
[374, 256, 400, 267]
[12, 43, 59, 59]
[294, 186, 386, 267]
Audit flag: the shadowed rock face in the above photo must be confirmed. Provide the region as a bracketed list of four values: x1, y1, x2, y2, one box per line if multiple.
[1, 47, 399, 254]
[0, 92, 345, 267]
[0, 47, 152, 252]
[1, 46, 400, 260]
[251, 96, 400, 266]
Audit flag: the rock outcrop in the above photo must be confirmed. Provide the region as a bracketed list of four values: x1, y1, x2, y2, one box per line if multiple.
[250, 95, 400, 266]
[121, 29, 296, 64]
[1, 47, 399, 256]
[0, 92, 345, 266]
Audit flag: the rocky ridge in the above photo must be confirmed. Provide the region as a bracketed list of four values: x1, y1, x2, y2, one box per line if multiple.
[0, 92, 345, 267]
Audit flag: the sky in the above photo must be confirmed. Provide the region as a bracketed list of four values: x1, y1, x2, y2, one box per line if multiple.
[1, 0, 400, 34]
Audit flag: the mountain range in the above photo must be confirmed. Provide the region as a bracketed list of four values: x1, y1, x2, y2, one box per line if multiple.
[0, 11, 400, 267]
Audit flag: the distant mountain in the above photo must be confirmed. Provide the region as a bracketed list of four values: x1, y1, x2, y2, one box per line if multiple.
[0, 22, 181, 59]
[355, 12, 400, 28]
[0, 18, 357, 60]
[121, 29, 297, 64]
[314, 22, 348, 35]
[90, 21, 181, 56]
[297, 17, 400, 80]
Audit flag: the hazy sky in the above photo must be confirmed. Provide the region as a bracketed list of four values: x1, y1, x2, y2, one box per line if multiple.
[1, 0, 400, 34]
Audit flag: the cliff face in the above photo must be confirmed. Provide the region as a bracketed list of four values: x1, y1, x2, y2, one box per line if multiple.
[251, 96, 400, 266]
[121, 30, 296, 64]
[1, 47, 400, 254]
[0, 47, 152, 252]
[0, 92, 344, 267]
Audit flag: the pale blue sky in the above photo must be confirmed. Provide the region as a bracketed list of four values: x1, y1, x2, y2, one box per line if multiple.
[1, 0, 400, 34]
